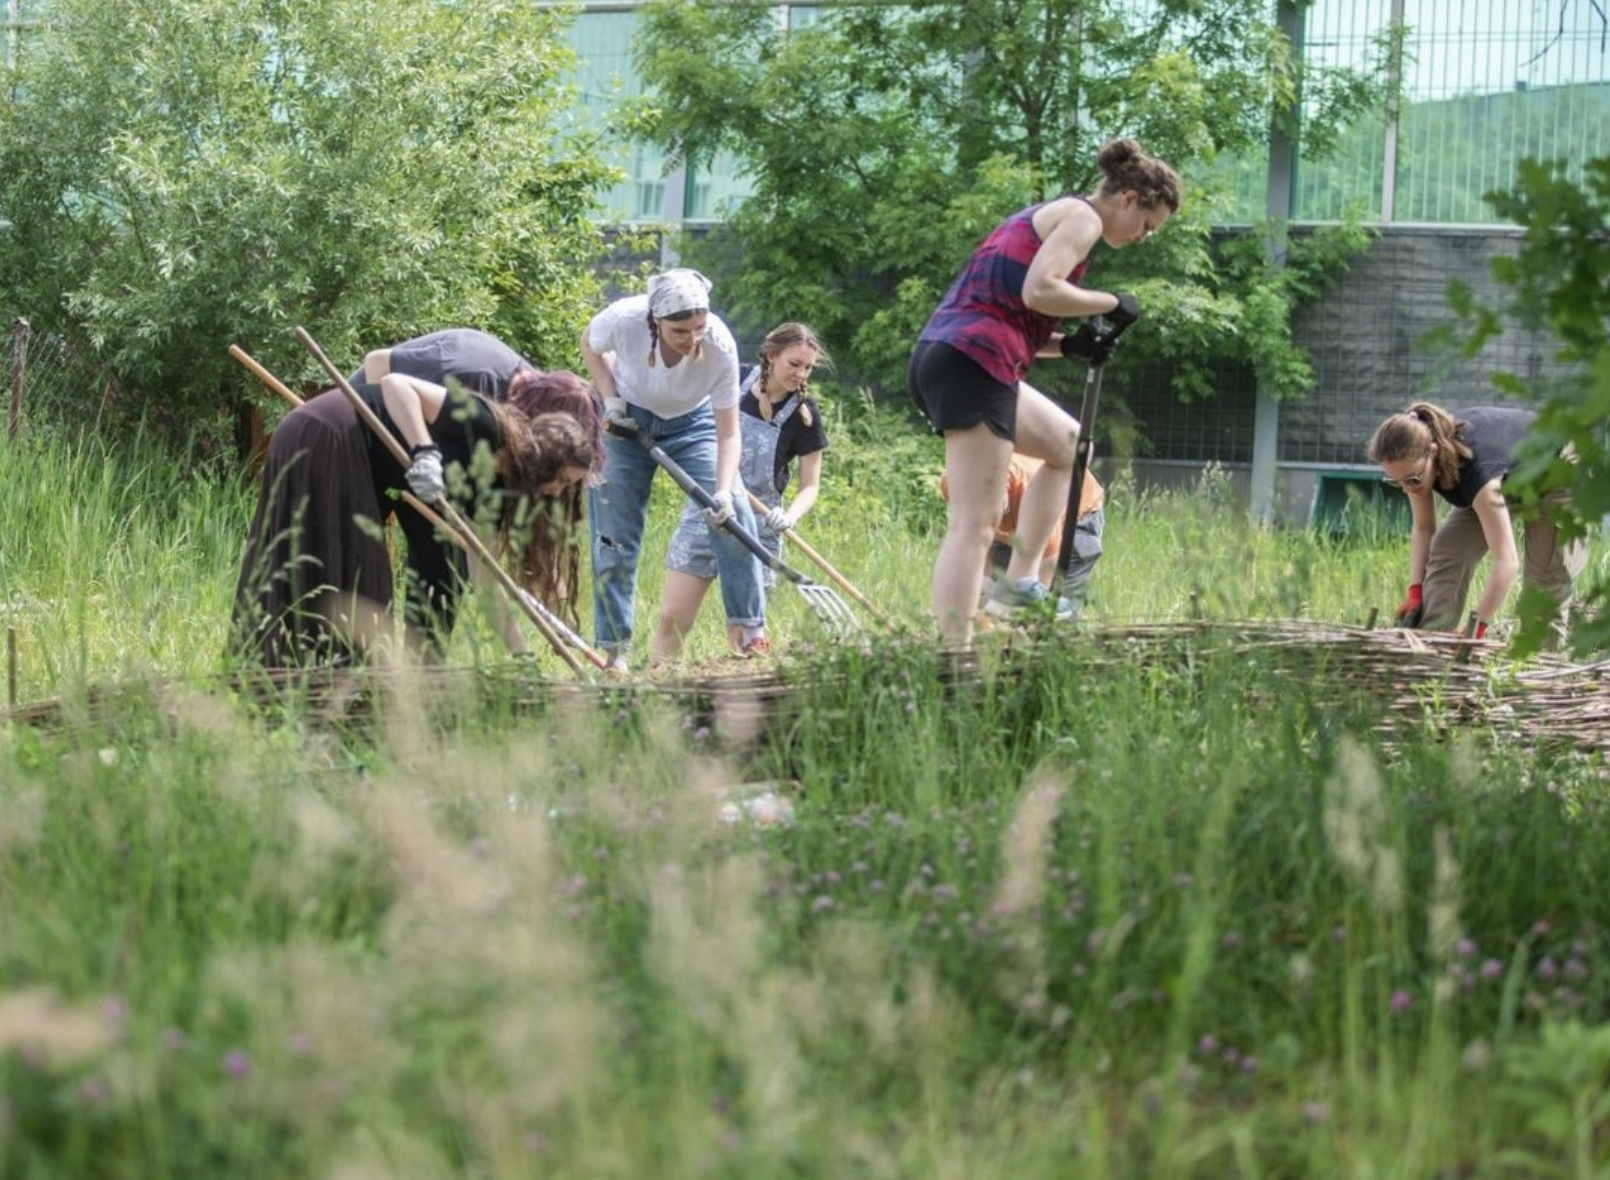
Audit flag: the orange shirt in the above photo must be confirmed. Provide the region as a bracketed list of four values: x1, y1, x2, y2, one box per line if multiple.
[939, 454, 1105, 559]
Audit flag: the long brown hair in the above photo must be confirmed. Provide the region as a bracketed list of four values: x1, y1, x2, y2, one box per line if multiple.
[487, 385, 597, 625]
[1366, 401, 1472, 490]
[753, 322, 832, 428]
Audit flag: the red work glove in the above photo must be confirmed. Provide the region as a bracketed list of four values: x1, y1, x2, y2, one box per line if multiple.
[1393, 583, 1425, 628]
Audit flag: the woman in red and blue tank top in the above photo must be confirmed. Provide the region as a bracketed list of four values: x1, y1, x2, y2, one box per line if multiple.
[909, 137, 1180, 648]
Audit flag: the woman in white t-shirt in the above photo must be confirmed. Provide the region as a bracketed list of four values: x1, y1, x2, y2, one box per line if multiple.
[580, 269, 765, 669]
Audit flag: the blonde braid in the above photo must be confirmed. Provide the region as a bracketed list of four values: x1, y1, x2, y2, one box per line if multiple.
[756, 355, 775, 422]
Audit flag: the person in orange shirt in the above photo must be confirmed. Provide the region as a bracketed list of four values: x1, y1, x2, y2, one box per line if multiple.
[940, 451, 1106, 621]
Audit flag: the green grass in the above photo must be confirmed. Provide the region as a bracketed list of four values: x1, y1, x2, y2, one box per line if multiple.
[3, 429, 1610, 1178]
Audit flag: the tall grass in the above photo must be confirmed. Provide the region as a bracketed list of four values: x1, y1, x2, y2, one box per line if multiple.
[3, 429, 1610, 1178]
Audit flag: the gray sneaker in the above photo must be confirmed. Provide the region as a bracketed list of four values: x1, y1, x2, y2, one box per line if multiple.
[984, 578, 1075, 622]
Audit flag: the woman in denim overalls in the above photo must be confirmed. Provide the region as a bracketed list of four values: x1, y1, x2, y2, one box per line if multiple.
[654, 323, 831, 663]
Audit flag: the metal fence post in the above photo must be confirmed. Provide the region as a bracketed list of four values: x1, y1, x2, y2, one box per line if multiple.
[8, 316, 28, 441]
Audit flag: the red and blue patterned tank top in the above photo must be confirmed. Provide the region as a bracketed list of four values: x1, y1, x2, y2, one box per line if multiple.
[919, 195, 1092, 387]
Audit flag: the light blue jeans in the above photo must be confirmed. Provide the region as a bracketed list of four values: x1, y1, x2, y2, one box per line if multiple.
[589, 402, 765, 653]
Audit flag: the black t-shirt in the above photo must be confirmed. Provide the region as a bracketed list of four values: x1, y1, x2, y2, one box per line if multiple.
[347, 328, 534, 403]
[366, 387, 506, 522]
[1443, 406, 1535, 509]
[741, 386, 829, 495]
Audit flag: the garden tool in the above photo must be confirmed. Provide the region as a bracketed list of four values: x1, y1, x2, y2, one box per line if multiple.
[742, 489, 890, 625]
[230, 344, 607, 670]
[606, 421, 859, 635]
[1053, 312, 1137, 599]
[291, 326, 591, 676]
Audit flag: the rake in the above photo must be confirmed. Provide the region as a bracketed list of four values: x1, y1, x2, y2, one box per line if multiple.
[291, 326, 594, 676]
[229, 344, 608, 670]
[608, 422, 860, 635]
[742, 489, 891, 626]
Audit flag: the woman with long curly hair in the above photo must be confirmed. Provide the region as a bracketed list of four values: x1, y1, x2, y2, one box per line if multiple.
[232, 345, 598, 667]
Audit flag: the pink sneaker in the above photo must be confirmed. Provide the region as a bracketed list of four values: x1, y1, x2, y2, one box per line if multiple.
[741, 635, 773, 658]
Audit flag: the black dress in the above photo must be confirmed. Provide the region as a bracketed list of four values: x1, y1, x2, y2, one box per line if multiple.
[231, 388, 504, 667]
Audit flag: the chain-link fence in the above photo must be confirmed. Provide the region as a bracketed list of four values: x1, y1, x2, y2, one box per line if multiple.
[1, 320, 96, 440]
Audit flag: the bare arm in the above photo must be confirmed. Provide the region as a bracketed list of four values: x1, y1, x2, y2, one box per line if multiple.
[785, 451, 824, 522]
[362, 348, 393, 384]
[714, 403, 742, 495]
[1022, 198, 1122, 320]
[1401, 483, 1437, 585]
[579, 329, 619, 401]
[379, 373, 448, 450]
[1471, 480, 1520, 623]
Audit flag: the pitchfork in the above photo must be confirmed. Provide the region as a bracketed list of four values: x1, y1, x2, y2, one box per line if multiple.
[607, 421, 860, 636]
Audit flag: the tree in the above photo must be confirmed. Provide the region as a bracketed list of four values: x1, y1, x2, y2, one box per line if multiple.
[1444, 155, 1610, 654]
[0, 0, 617, 446]
[631, 0, 1384, 404]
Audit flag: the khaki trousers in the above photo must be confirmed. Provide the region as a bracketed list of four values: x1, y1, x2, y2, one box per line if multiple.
[1421, 484, 1588, 639]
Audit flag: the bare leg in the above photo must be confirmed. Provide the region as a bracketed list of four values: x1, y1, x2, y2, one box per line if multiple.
[652, 570, 715, 663]
[934, 423, 1014, 647]
[1004, 382, 1080, 585]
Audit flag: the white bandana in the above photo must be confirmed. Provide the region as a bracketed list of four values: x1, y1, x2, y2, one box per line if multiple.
[646, 268, 713, 319]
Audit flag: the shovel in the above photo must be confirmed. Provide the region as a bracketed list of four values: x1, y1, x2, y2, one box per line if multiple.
[1053, 313, 1135, 599]
[607, 422, 859, 635]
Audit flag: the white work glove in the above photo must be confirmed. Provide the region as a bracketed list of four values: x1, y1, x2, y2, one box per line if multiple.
[405, 445, 446, 502]
[602, 396, 636, 432]
[762, 505, 795, 537]
[704, 489, 735, 529]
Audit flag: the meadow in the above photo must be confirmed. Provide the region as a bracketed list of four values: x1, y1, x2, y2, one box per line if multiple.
[2, 412, 1609, 1179]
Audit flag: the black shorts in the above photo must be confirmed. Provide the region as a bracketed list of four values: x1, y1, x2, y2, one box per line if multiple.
[907, 340, 1017, 442]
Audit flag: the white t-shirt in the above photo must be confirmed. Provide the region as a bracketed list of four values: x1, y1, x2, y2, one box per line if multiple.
[585, 294, 741, 419]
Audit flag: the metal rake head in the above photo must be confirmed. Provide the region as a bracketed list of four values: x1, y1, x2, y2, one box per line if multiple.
[797, 581, 861, 636]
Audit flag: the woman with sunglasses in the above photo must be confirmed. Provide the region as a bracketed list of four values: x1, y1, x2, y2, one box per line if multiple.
[1367, 402, 1586, 641]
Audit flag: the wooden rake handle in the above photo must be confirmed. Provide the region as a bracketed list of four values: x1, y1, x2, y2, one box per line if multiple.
[230, 344, 606, 670]
[288, 327, 589, 676]
[742, 489, 890, 624]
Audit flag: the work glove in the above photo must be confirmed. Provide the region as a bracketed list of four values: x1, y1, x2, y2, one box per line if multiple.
[602, 396, 637, 432]
[1393, 583, 1425, 629]
[1108, 292, 1142, 327]
[1060, 322, 1117, 366]
[704, 490, 735, 529]
[762, 505, 795, 537]
[405, 444, 446, 503]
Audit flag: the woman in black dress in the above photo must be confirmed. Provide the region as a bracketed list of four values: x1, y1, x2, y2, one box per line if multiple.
[231, 360, 598, 668]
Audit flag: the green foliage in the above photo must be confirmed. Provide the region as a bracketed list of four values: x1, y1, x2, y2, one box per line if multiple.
[631, 0, 1385, 402]
[7, 619, 1610, 1175]
[0, 0, 617, 444]
[1442, 155, 1610, 654]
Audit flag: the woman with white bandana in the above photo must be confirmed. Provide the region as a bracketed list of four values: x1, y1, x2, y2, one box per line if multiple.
[580, 268, 765, 669]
